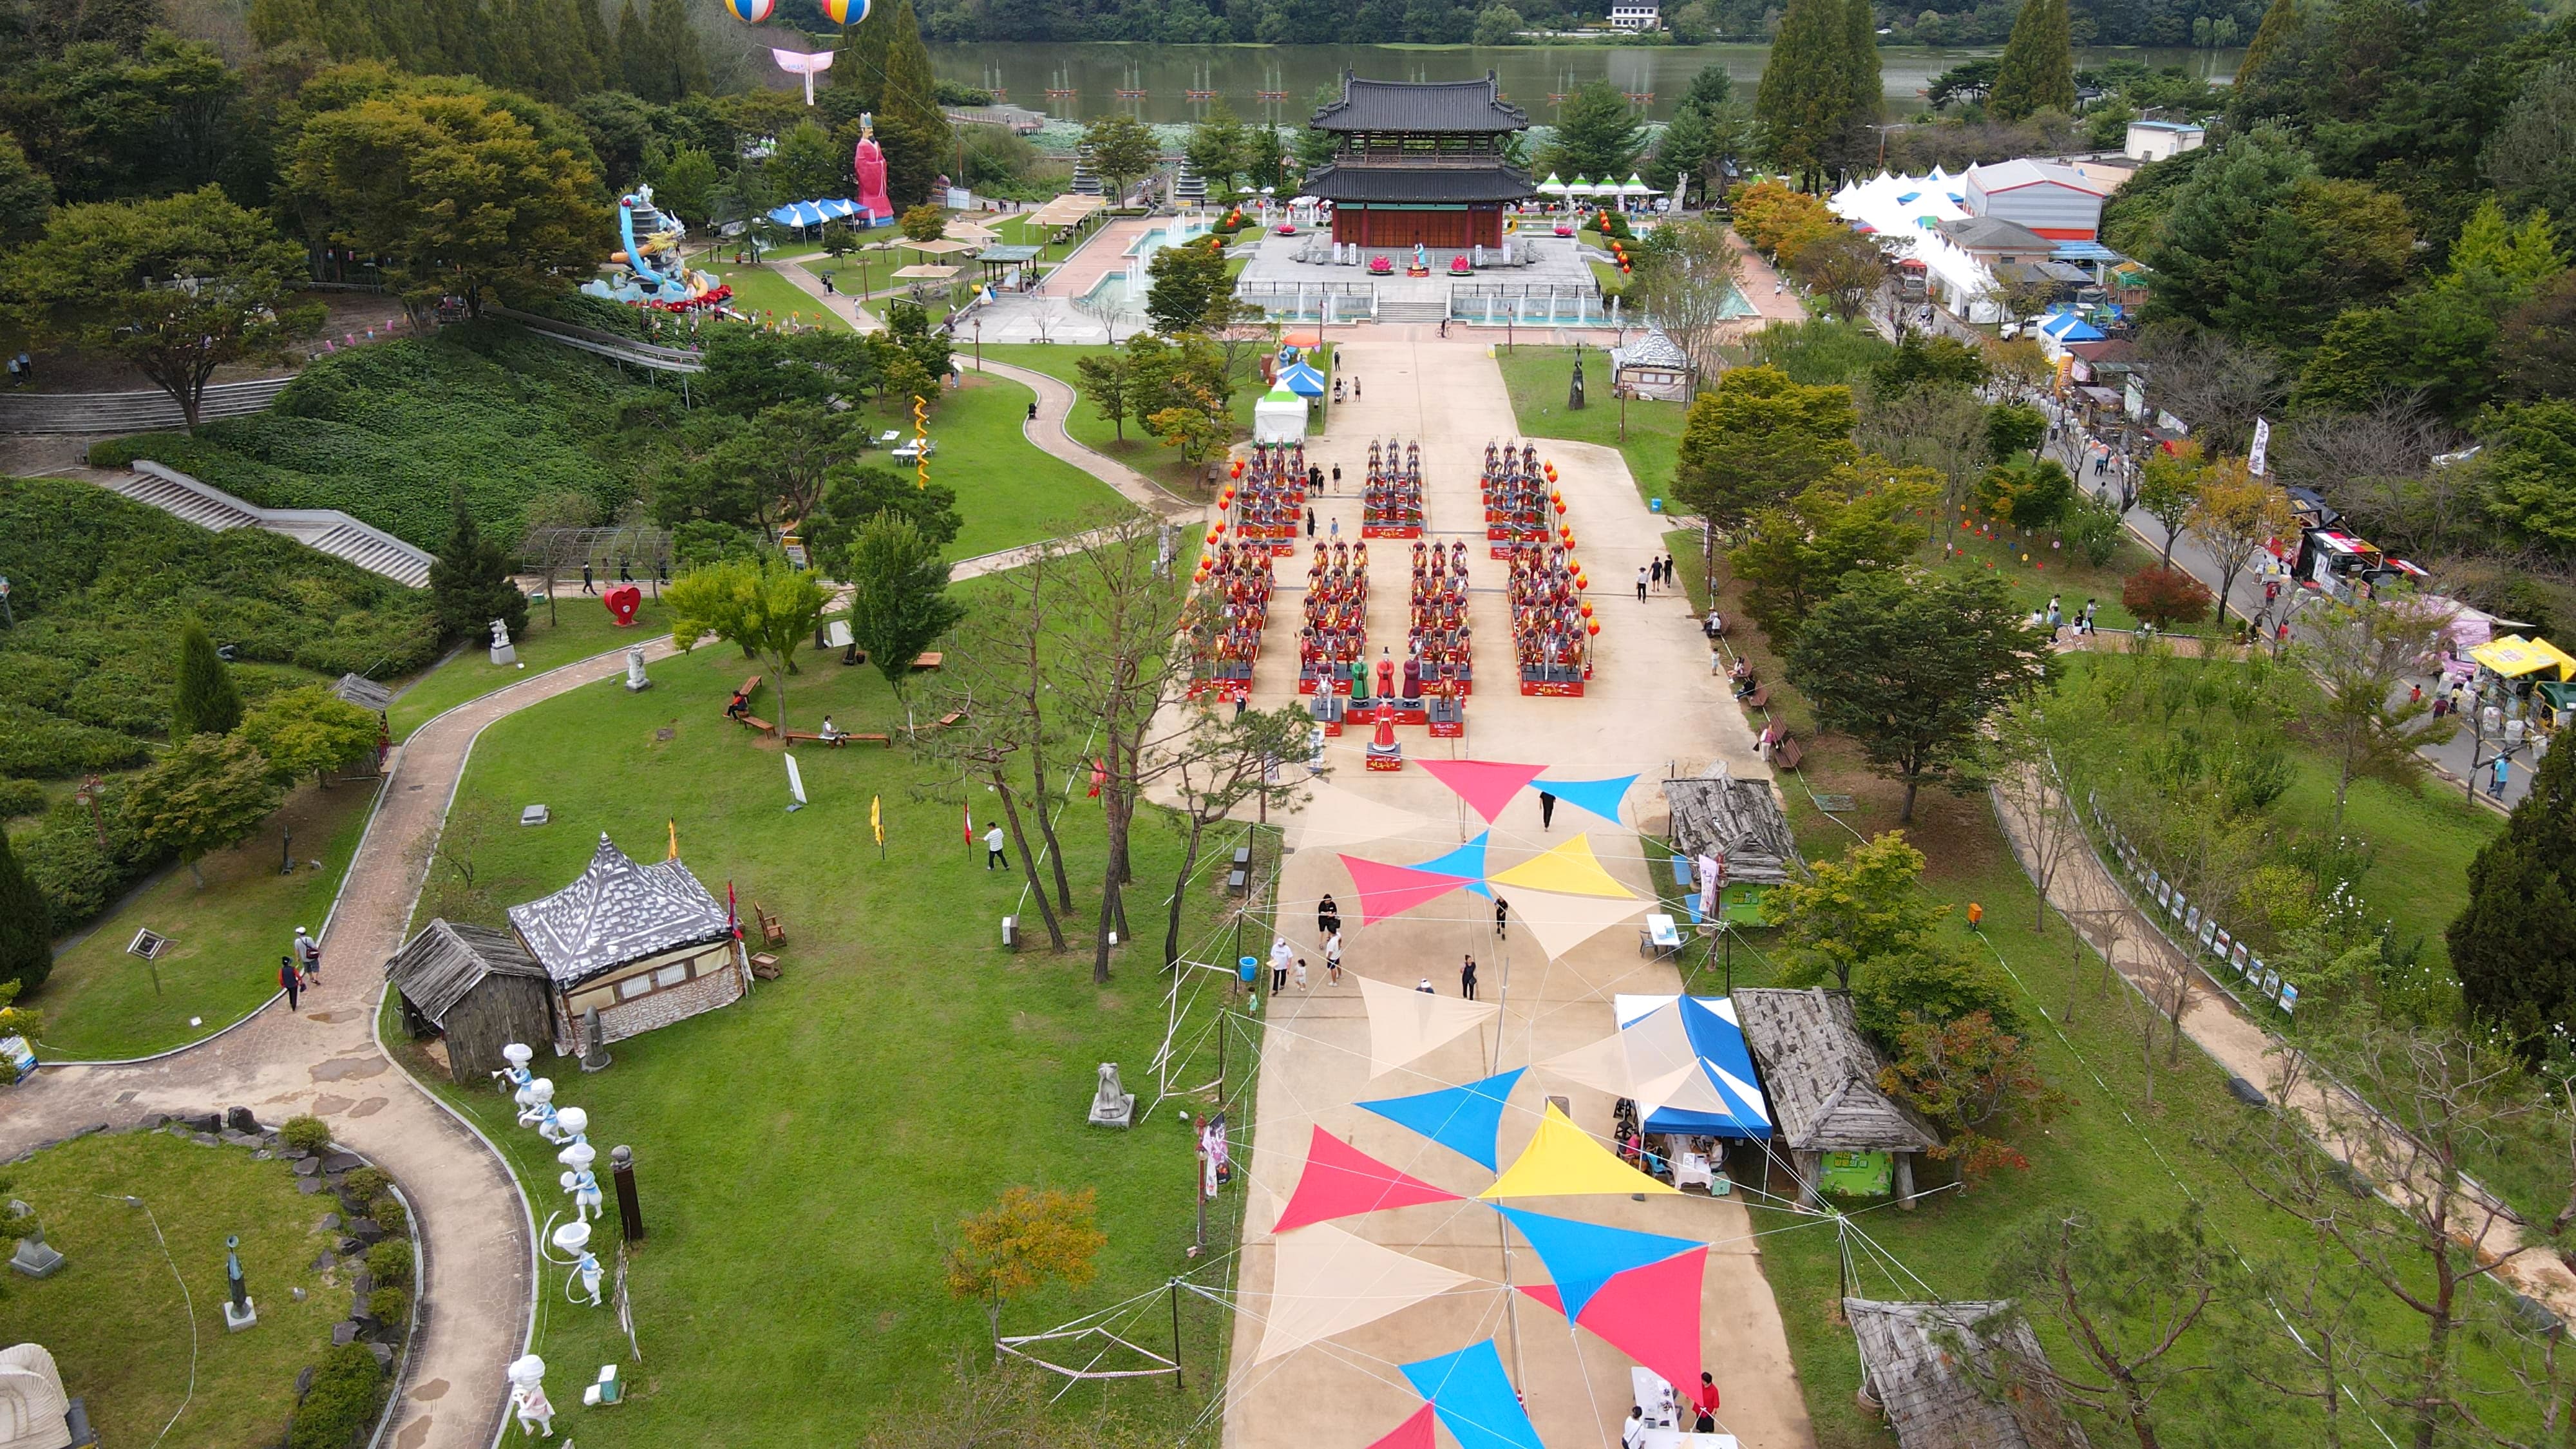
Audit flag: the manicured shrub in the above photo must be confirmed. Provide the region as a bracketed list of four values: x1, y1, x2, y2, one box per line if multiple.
[0, 779, 44, 818]
[287, 1343, 383, 1449]
[367, 1285, 411, 1328]
[2123, 565, 2215, 628]
[369, 1193, 408, 1233]
[170, 621, 244, 738]
[341, 1166, 391, 1206]
[365, 1238, 413, 1288]
[280, 1115, 332, 1154]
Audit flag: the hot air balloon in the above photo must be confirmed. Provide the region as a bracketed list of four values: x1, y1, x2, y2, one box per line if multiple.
[821, 0, 869, 21]
[725, 0, 775, 21]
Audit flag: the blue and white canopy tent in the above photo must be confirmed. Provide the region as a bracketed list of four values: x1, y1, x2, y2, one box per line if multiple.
[766, 198, 860, 229]
[1276, 361, 1328, 398]
[1540, 994, 1772, 1139]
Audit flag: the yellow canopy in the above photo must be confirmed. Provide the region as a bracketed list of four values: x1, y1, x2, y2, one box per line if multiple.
[1480, 1102, 1676, 1199]
[903, 237, 978, 256]
[2470, 635, 2576, 681]
[1486, 833, 1635, 900]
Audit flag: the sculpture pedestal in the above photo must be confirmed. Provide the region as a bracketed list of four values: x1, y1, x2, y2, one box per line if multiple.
[223, 1297, 258, 1332]
[1088, 1093, 1136, 1128]
[1365, 742, 1404, 772]
[10, 1235, 64, 1278]
[489, 644, 518, 667]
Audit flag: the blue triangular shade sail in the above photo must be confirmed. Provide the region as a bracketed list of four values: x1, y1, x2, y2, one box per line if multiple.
[1532, 774, 1637, 827]
[1493, 1205, 1700, 1320]
[1399, 1340, 1544, 1449]
[1413, 831, 1492, 898]
[1358, 1068, 1526, 1171]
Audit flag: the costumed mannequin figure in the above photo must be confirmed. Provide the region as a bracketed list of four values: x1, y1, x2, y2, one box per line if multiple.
[558, 1141, 604, 1223]
[852, 115, 895, 225]
[507, 1355, 555, 1438]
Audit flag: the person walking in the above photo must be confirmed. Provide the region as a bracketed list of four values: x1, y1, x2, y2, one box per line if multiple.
[1331, 464, 1341, 490]
[1493, 896, 1510, 939]
[1306, 506, 1317, 538]
[1324, 931, 1343, 984]
[1293, 957, 1310, 992]
[2491, 755, 2510, 799]
[278, 954, 301, 1011]
[581, 562, 596, 595]
[1318, 893, 1341, 937]
[1661, 553, 1676, 589]
[1352, 376, 1361, 399]
[1538, 790, 1557, 831]
[1271, 936, 1293, 993]
[1027, 401, 1039, 422]
[1459, 954, 1479, 999]
[293, 925, 321, 982]
[1636, 566, 1649, 602]
[983, 821, 1008, 869]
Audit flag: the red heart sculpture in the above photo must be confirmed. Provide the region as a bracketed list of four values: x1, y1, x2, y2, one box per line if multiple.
[603, 584, 642, 627]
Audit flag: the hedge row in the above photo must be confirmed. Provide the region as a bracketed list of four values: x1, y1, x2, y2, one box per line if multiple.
[89, 325, 676, 552]
[287, 1343, 384, 1449]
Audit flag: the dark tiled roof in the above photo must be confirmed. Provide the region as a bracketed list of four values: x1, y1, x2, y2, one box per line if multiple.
[384, 919, 549, 1026]
[506, 833, 734, 989]
[1936, 216, 2052, 252]
[1303, 164, 1537, 204]
[1311, 72, 1528, 133]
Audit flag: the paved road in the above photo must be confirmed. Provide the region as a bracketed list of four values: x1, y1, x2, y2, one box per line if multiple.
[5, 638, 677, 1449]
[1214, 333, 1811, 1449]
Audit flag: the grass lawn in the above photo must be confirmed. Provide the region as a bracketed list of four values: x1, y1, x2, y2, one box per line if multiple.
[1496, 345, 1687, 510]
[5, 1130, 347, 1449]
[387, 601, 673, 743]
[712, 265, 854, 332]
[986, 342, 1334, 495]
[28, 779, 379, 1061]
[865, 372, 1135, 560]
[384, 596, 1265, 1444]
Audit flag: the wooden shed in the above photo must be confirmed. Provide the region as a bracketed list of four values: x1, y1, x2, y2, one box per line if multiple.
[1732, 987, 1940, 1206]
[1661, 770, 1800, 922]
[1843, 1298, 2089, 1449]
[384, 920, 558, 1083]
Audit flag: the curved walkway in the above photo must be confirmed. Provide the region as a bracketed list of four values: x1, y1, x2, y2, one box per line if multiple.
[1988, 769, 2576, 1324]
[2, 636, 679, 1449]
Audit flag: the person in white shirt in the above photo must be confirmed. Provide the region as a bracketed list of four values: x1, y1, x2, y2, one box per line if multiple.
[1621, 1405, 1647, 1449]
[818, 715, 842, 743]
[1269, 936, 1293, 993]
[983, 823, 1007, 870]
[1323, 930, 1343, 984]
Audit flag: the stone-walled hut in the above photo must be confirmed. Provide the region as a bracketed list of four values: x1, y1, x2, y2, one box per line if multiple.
[507, 833, 747, 1056]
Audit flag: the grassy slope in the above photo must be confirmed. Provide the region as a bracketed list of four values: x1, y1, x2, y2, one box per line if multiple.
[387, 601, 672, 744]
[711, 264, 855, 332]
[31, 779, 379, 1059]
[6, 1132, 345, 1448]
[874, 372, 1133, 560]
[985, 342, 1332, 493]
[385, 596, 1261, 1445]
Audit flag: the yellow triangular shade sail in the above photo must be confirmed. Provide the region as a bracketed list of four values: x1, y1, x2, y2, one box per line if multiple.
[1479, 1103, 1677, 1200]
[1486, 833, 1635, 900]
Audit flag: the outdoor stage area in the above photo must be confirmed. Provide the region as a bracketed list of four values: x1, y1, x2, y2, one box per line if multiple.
[1185, 333, 1810, 1448]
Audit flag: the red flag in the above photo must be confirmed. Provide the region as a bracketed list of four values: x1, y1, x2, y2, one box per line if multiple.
[726, 880, 742, 940]
[962, 801, 972, 844]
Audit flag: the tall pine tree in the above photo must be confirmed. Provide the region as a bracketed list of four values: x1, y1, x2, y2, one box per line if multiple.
[1841, 0, 1882, 175]
[0, 824, 53, 994]
[874, 0, 952, 207]
[833, 1, 893, 111]
[1754, 0, 1852, 189]
[643, 0, 708, 100]
[2447, 736, 2576, 1056]
[572, 0, 614, 96]
[171, 621, 244, 739]
[1988, 0, 2075, 121]
[616, 0, 654, 97]
[428, 487, 531, 644]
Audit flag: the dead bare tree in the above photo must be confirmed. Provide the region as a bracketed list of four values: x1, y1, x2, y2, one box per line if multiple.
[913, 679, 1070, 952]
[1146, 701, 1317, 969]
[1858, 381, 1991, 538]
[2136, 327, 2286, 460]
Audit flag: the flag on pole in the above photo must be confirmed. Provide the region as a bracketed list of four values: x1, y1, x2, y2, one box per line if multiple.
[871, 795, 884, 846]
[667, 819, 679, 860]
[726, 880, 741, 940]
[962, 800, 972, 844]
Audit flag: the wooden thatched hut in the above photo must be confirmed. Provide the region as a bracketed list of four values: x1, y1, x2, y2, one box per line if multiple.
[1732, 987, 1939, 1206]
[1661, 770, 1799, 922]
[384, 920, 557, 1083]
[1844, 1298, 2089, 1449]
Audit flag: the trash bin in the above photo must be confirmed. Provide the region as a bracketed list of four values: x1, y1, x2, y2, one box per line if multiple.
[1649, 497, 1663, 513]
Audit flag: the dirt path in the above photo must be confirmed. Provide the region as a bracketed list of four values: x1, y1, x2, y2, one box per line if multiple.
[3, 638, 679, 1449]
[1217, 333, 1809, 1449]
[1988, 773, 2576, 1322]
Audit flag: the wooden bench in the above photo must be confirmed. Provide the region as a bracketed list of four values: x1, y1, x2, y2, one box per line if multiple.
[911, 652, 943, 671]
[753, 904, 786, 947]
[739, 674, 762, 698]
[849, 733, 892, 746]
[931, 710, 966, 729]
[1741, 685, 1769, 710]
[1773, 735, 1803, 770]
[782, 730, 846, 747]
[734, 714, 777, 735]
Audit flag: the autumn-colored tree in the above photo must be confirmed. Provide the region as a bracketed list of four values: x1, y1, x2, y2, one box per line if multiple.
[1879, 1010, 2068, 1186]
[2121, 566, 2215, 629]
[2134, 440, 2207, 565]
[2182, 459, 2293, 623]
[943, 1185, 1107, 1342]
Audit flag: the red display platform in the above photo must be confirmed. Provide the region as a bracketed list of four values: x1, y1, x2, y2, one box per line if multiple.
[1298, 675, 1355, 696]
[1188, 677, 1252, 703]
[1361, 524, 1423, 539]
[1428, 719, 1465, 739]
[1520, 677, 1586, 697]
[1366, 753, 1406, 770]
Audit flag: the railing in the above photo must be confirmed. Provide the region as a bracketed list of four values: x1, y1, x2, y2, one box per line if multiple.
[1447, 281, 1611, 327]
[1235, 280, 1378, 323]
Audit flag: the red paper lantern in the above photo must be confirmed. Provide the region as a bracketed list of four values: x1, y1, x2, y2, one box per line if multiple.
[1586, 620, 1600, 636]
[1209, 522, 1225, 537]
[1579, 601, 1593, 618]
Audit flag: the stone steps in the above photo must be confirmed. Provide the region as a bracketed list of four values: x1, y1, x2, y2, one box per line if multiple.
[93, 463, 435, 588]
[0, 376, 292, 434]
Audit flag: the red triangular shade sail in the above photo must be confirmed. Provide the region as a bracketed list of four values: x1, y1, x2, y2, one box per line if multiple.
[1340, 855, 1475, 925]
[1365, 1404, 1438, 1449]
[1419, 759, 1550, 824]
[1273, 1126, 1464, 1235]
[1516, 1245, 1708, 1390]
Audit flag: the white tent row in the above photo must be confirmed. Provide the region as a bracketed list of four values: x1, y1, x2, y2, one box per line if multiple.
[1827, 168, 2007, 324]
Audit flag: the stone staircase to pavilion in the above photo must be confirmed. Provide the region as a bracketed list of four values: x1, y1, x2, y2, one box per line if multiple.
[88, 460, 435, 587]
[0, 377, 292, 434]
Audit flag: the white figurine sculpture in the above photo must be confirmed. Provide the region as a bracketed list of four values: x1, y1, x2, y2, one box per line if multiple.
[489, 618, 518, 668]
[1088, 1061, 1135, 1128]
[506, 1354, 554, 1439]
[494, 1042, 535, 1097]
[540, 1104, 585, 1148]
[545, 1220, 603, 1307]
[516, 1079, 559, 1137]
[557, 1142, 603, 1224]
[623, 644, 650, 692]
[1, 1342, 74, 1449]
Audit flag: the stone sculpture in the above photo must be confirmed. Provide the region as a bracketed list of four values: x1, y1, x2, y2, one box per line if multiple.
[558, 1142, 603, 1224]
[506, 1355, 555, 1439]
[1087, 1061, 1135, 1129]
[623, 645, 650, 694]
[222, 1234, 257, 1331]
[0, 1343, 75, 1449]
[489, 618, 517, 667]
[5, 1227, 61, 1281]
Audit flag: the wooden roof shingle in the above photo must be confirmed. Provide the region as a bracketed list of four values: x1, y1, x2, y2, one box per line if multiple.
[384, 919, 549, 1027]
[1844, 1298, 2090, 1449]
[506, 833, 734, 989]
[1732, 988, 1940, 1152]
[1662, 772, 1801, 886]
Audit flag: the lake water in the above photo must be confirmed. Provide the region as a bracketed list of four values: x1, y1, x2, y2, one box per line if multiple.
[927, 42, 2242, 125]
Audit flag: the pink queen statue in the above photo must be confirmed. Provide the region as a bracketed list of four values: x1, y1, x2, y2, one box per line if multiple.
[852, 113, 894, 227]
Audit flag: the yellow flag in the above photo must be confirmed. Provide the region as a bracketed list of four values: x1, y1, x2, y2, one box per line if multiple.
[667, 820, 679, 860]
[870, 795, 883, 845]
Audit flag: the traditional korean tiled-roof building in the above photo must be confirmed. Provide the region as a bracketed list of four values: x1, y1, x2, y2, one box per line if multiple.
[504, 833, 746, 1056]
[1303, 71, 1536, 250]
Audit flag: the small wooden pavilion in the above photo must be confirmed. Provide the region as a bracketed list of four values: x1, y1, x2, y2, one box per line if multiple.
[1844, 1298, 2089, 1448]
[1732, 987, 1939, 1206]
[384, 920, 557, 1083]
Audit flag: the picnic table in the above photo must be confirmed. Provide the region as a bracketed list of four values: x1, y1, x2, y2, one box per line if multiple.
[1639, 912, 1682, 961]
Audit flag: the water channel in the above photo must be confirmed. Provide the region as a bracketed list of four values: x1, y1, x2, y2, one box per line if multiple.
[926, 41, 2240, 124]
